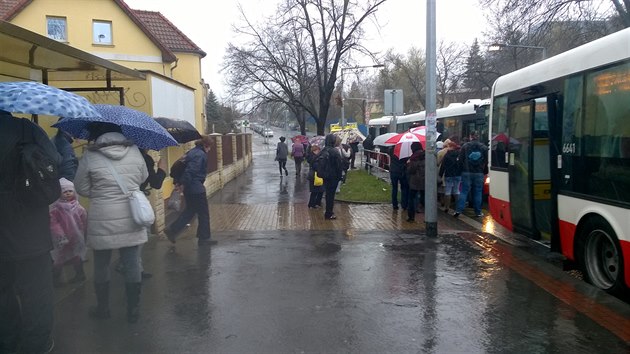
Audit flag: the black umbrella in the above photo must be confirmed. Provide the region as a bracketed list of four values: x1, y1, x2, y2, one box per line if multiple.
[154, 117, 202, 144]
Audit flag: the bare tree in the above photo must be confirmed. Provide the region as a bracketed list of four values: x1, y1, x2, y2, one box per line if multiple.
[224, 0, 387, 136]
[436, 40, 467, 107]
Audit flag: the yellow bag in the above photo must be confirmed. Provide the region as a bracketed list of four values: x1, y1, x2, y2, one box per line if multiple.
[313, 172, 323, 186]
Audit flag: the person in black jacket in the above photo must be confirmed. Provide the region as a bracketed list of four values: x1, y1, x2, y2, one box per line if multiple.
[438, 139, 462, 212]
[166, 136, 216, 246]
[0, 110, 60, 353]
[454, 131, 488, 218]
[318, 134, 343, 220]
[51, 126, 78, 181]
[388, 146, 409, 210]
[306, 145, 324, 208]
[362, 134, 375, 170]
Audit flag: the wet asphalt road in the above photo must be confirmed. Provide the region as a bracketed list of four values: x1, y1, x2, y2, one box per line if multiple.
[51, 129, 630, 353]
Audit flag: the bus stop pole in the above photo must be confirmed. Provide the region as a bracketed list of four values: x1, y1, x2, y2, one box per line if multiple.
[425, 0, 438, 237]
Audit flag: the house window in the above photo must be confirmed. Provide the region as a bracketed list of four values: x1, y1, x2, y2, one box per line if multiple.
[93, 20, 112, 45]
[46, 16, 67, 41]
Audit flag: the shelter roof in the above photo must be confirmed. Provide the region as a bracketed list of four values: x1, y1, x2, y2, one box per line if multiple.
[0, 20, 145, 82]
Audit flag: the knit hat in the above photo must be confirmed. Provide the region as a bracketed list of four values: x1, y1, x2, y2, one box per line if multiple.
[59, 178, 74, 193]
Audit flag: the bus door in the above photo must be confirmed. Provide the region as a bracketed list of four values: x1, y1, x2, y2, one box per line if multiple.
[508, 98, 555, 242]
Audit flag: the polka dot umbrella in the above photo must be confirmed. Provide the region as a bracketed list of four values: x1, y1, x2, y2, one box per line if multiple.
[53, 104, 178, 150]
[0, 81, 101, 119]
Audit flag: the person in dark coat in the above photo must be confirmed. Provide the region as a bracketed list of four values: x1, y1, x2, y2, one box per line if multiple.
[52, 127, 78, 181]
[0, 110, 60, 353]
[318, 134, 343, 219]
[349, 141, 359, 169]
[439, 139, 462, 212]
[276, 136, 289, 176]
[306, 145, 324, 208]
[454, 131, 488, 218]
[362, 134, 375, 170]
[166, 136, 216, 246]
[388, 146, 409, 211]
[405, 142, 425, 222]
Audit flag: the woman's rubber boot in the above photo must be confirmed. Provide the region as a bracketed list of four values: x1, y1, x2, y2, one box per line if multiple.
[89, 282, 111, 319]
[125, 282, 141, 323]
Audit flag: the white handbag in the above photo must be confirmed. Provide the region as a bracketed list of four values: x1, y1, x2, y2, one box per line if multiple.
[104, 158, 155, 228]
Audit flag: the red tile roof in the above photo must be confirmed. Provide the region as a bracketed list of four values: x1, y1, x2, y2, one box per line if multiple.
[0, 0, 32, 21]
[1, 0, 205, 61]
[132, 9, 206, 58]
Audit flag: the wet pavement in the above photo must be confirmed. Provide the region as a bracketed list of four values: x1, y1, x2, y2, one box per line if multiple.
[51, 131, 630, 353]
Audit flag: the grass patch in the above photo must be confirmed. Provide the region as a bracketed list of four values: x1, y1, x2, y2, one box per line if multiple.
[336, 169, 391, 203]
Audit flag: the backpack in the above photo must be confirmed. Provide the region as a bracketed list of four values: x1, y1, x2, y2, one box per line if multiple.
[14, 119, 61, 207]
[316, 148, 337, 180]
[169, 157, 187, 183]
[466, 142, 484, 167]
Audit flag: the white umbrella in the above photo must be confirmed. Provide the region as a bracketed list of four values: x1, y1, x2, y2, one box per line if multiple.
[372, 132, 399, 146]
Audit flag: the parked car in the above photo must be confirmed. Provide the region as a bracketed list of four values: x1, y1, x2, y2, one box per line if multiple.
[263, 129, 274, 137]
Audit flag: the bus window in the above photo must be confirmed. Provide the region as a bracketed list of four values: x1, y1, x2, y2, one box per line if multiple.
[571, 62, 630, 203]
[491, 96, 509, 169]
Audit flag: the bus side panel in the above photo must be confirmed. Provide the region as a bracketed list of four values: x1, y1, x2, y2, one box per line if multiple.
[488, 170, 512, 230]
[622, 240, 630, 288]
[558, 195, 630, 286]
[558, 219, 577, 261]
[488, 195, 512, 231]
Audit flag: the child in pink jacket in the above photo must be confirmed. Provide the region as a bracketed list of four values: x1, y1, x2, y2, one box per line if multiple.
[50, 178, 87, 286]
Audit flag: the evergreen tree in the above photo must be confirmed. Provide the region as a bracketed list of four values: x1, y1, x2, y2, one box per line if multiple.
[205, 90, 221, 134]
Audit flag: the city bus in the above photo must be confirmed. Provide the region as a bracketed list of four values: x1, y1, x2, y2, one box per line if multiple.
[367, 99, 490, 145]
[488, 27, 630, 294]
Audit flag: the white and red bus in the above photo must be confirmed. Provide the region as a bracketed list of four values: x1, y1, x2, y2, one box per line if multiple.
[367, 99, 490, 143]
[488, 28, 630, 294]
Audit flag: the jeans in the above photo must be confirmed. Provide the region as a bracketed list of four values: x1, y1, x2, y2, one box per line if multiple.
[94, 246, 141, 283]
[168, 193, 211, 240]
[323, 178, 339, 218]
[444, 176, 461, 196]
[456, 172, 484, 215]
[0, 254, 54, 353]
[390, 173, 409, 209]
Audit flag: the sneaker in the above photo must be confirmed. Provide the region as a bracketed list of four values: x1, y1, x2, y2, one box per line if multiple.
[198, 239, 218, 246]
[476, 213, 484, 218]
[393, 206, 399, 210]
[453, 212, 460, 218]
[325, 214, 337, 220]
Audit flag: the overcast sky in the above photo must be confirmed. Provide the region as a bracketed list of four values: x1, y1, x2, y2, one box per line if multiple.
[124, 0, 486, 100]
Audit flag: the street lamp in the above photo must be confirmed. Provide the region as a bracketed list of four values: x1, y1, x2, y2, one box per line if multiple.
[488, 42, 547, 61]
[340, 64, 385, 128]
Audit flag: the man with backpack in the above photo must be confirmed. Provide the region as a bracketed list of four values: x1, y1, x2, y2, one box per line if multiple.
[317, 134, 343, 220]
[0, 110, 61, 353]
[453, 131, 488, 218]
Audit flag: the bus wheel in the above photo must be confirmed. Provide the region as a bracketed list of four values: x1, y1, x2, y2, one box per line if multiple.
[581, 217, 626, 295]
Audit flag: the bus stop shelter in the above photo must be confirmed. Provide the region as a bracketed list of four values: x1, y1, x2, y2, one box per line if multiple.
[0, 20, 145, 104]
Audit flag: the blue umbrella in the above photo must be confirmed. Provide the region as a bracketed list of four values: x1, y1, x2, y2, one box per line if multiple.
[0, 81, 101, 119]
[53, 104, 178, 150]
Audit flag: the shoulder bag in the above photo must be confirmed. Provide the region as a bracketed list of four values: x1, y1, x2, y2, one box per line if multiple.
[103, 157, 155, 227]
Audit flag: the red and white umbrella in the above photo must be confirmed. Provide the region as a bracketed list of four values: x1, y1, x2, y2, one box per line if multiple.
[409, 125, 426, 135]
[384, 132, 425, 159]
[409, 125, 441, 140]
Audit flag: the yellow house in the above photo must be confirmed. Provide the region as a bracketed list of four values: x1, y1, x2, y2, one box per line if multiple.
[0, 0, 208, 135]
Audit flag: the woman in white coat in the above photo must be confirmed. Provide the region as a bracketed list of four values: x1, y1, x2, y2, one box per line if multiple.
[74, 122, 148, 323]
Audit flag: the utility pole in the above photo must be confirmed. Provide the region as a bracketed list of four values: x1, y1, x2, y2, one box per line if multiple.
[425, 0, 438, 237]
